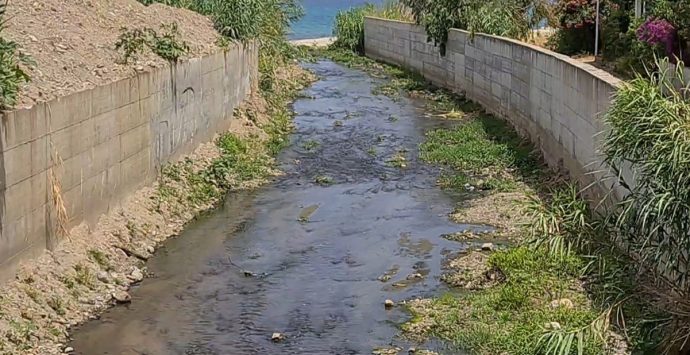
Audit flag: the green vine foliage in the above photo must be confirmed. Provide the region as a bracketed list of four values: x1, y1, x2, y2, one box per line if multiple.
[0, 0, 31, 110]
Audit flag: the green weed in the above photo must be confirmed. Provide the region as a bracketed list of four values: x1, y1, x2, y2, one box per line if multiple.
[88, 250, 111, 270]
[115, 23, 188, 63]
[0, 0, 32, 109]
[73, 263, 95, 288]
[47, 296, 66, 316]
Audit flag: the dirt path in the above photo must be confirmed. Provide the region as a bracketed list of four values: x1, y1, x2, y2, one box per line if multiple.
[66, 60, 496, 354]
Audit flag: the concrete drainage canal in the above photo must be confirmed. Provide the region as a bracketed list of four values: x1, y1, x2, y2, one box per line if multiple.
[69, 61, 489, 354]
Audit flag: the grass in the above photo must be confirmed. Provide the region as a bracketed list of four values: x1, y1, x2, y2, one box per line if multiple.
[405, 247, 601, 355]
[420, 104, 542, 193]
[88, 249, 111, 271]
[73, 263, 95, 289]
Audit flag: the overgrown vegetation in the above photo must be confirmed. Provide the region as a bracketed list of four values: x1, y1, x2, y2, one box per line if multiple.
[601, 59, 690, 353]
[401, 0, 551, 54]
[115, 23, 189, 63]
[0, 0, 31, 109]
[331, 1, 414, 53]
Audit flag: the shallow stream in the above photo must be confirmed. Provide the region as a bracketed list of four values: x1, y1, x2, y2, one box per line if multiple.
[70, 61, 483, 354]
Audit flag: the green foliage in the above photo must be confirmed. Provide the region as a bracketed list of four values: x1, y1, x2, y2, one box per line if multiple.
[420, 113, 541, 191]
[0, 0, 31, 110]
[526, 185, 596, 258]
[401, 0, 550, 53]
[405, 248, 601, 355]
[151, 23, 189, 61]
[603, 60, 690, 289]
[115, 23, 188, 63]
[332, 4, 375, 53]
[331, 1, 414, 53]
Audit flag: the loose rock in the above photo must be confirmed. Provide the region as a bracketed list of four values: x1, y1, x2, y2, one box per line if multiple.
[406, 273, 423, 280]
[128, 267, 144, 282]
[271, 332, 285, 342]
[384, 299, 395, 308]
[481, 243, 495, 251]
[97, 271, 110, 283]
[64, 346, 74, 353]
[111, 291, 131, 304]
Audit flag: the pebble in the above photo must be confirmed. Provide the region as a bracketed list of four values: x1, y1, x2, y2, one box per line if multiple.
[550, 298, 574, 310]
[128, 267, 144, 282]
[146, 245, 155, 254]
[481, 243, 495, 251]
[406, 273, 423, 280]
[29, 35, 38, 42]
[384, 299, 395, 308]
[271, 332, 284, 342]
[64, 346, 74, 353]
[97, 271, 110, 283]
[112, 291, 131, 304]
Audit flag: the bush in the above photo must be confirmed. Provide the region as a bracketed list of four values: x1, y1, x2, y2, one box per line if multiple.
[603, 60, 690, 351]
[331, 4, 375, 53]
[115, 23, 188, 63]
[0, 0, 30, 109]
[331, 1, 414, 54]
[550, 0, 617, 54]
[401, 0, 550, 54]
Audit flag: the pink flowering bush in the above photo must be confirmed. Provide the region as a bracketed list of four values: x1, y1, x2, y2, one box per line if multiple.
[636, 17, 677, 59]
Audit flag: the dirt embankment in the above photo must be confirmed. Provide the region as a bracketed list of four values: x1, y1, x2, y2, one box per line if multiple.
[5, 0, 220, 108]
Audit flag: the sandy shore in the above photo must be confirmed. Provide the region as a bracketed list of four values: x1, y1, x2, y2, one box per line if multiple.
[291, 37, 335, 47]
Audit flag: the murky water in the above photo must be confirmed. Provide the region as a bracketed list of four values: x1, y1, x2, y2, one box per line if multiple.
[70, 61, 484, 354]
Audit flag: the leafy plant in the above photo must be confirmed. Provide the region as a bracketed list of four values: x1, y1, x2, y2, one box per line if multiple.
[115, 23, 188, 63]
[0, 0, 31, 109]
[150, 23, 189, 61]
[401, 0, 551, 54]
[602, 58, 690, 352]
[331, 1, 414, 54]
[115, 28, 148, 64]
[526, 185, 596, 258]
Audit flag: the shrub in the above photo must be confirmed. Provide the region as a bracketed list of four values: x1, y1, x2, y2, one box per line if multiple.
[551, 0, 617, 54]
[401, 0, 550, 54]
[115, 23, 188, 63]
[603, 60, 690, 351]
[0, 0, 30, 109]
[331, 1, 414, 54]
[331, 4, 375, 53]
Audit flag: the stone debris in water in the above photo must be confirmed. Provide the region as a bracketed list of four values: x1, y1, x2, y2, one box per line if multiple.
[481, 243, 495, 251]
[384, 299, 395, 308]
[128, 267, 144, 282]
[64, 346, 74, 353]
[271, 332, 285, 342]
[372, 346, 402, 355]
[406, 273, 423, 280]
[112, 291, 131, 304]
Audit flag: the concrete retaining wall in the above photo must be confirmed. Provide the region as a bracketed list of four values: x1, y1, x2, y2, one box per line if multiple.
[0, 42, 258, 278]
[364, 17, 627, 200]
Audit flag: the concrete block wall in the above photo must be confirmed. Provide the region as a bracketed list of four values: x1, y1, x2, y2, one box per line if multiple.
[364, 17, 626, 200]
[0, 42, 258, 278]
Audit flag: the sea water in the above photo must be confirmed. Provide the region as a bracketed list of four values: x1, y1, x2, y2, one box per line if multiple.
[290, 0, 384, 40]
